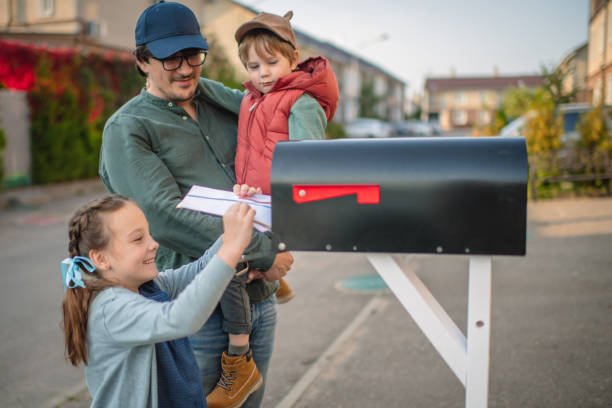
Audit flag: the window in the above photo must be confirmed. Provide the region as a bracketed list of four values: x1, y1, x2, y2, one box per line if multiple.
[16, 0, 26, 22]
[39, 0, 55, 17]
[563, 112, 581, 134]
[452, 110, 468, 126]
[480, 91, 487, 104]
[455, 92, 465, 104]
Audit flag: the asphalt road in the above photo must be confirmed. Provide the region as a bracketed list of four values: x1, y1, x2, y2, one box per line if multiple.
[0, 189, 611, 407]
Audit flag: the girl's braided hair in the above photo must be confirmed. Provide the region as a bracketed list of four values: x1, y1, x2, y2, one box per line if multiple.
[62, 194, 131, 366]
[67, 195, 130, 258]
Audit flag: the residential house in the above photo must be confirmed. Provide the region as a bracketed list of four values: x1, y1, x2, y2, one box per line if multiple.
[0, 0, 405, 124]
[423, 75, 543, 131]
[587, 0, 612, 104]
[0, 0, 167, 50]
[556, 43, 588, 103]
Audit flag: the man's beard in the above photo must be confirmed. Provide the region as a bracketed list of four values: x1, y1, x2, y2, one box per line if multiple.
[168, 75, 197, 102]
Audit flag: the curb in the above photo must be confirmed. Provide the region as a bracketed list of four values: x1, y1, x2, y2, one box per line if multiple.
[0, 178, 106, 209]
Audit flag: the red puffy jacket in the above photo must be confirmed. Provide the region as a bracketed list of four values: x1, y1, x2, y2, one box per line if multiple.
[235, 56, 339, 194]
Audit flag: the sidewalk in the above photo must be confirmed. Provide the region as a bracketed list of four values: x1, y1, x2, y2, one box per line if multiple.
[0, 178, 106, 208]
[9, 181, 608, 407]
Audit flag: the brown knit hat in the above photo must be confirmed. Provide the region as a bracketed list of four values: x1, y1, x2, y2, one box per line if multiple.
[235, 11, 297, 49]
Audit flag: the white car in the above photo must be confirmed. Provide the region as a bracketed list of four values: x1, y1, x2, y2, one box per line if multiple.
[345, 118, 393, 138]
[499, 104, 606, 146]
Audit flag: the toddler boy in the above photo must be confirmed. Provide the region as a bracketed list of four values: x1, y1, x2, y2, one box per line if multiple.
[206, 11, 338, 408]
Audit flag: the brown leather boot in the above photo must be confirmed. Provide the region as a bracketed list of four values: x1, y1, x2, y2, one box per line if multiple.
[206, 350, 262, 408]
[275, 277, 295, 304]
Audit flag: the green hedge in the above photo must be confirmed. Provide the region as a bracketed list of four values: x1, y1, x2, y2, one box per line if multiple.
[0, 125, 5, 185]
[28, 52, 143, 184]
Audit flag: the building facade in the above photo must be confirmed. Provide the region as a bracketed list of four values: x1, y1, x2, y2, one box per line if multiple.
[556, 43, 589, 103]
[0, 0, 405, 123]
[587, 0, 612, 104]
[0, 0, 166, 50]
[423, 75, 543, 131]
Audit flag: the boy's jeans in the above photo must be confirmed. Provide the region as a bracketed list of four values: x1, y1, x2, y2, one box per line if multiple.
[190, 295, 277, 407]
[220, 273, 252, 334]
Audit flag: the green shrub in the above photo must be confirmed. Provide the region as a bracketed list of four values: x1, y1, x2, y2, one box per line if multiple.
[25, 50, 143, 184]
[325, 121, 347, 139]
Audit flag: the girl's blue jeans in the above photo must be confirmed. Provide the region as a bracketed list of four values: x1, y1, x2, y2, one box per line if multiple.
[190, 295, 278, 407]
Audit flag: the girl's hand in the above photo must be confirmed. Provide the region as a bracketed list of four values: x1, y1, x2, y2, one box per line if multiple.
[233, 184, 263, 198]
[217, 203, 255, 268]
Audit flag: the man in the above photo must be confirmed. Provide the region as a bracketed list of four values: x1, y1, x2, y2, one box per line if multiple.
[99, 1, 293, 406]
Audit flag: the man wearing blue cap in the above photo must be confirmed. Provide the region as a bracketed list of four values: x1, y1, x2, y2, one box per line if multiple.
[99, 1, 293, 407]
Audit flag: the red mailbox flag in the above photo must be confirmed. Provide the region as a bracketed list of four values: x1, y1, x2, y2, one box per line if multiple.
[292, 185, 380, 204]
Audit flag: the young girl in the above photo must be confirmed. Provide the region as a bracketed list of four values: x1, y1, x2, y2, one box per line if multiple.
[61, 194, 254, 407]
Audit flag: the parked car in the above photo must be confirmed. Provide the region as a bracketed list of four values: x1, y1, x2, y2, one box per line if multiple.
[499, 103, 609, 146]
[499, 112, 533, 137]
[393, 120, 435, 136]
[429, 120, 443, 135]
[345, 118, 393, 138]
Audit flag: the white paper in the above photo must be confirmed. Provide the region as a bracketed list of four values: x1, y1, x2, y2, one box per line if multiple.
[177, 185, 272, 232]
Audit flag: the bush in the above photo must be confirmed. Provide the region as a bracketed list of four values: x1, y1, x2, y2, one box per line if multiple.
[524, 90, 563, 155]
[201, 34, 244, 90]
[577, 104, 611, 152]
[325, 121, 347, 139]
[474, 108, 507, 136]
[0, 40, 144, 184]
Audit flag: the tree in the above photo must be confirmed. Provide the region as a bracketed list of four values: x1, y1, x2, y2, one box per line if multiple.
[475, 108, 508, 136]
[541, 64, 576, 107]
[577, 104, 611, 151]
[502, 87, 536, 119]
[405, 103, 422, 120]
[325, 121, 346, 139]
[358, 79, 382, 119]
[201, 34, 244, 90]
[524, 89, 563, 155]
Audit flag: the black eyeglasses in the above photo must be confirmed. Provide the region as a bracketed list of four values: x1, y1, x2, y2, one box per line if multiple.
[156, 50, 207, 71]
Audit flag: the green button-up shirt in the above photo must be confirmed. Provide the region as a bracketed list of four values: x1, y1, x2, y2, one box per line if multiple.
[99, 78, 280, 301]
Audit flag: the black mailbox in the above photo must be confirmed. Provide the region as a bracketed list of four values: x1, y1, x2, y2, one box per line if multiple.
[270, 136, 527, 255]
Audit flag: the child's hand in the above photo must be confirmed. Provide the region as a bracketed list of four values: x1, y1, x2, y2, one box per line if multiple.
[218, 203, 255, 268]
[233, 184, 263, 198]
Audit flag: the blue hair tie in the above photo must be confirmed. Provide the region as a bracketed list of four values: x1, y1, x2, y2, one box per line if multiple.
[60, 256, 96, 291]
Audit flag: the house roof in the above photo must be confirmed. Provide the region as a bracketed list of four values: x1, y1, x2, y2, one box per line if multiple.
[424, 75, 543, 92]
[556, 42, 588, 69]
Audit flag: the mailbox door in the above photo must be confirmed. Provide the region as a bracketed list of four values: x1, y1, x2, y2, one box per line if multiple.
[270, 137, 527, 255]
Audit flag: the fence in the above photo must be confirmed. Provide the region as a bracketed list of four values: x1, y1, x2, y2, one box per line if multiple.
[529, 149, 612, 200]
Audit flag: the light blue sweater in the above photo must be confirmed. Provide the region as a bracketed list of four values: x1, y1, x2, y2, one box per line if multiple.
[85, 238, 233, 408]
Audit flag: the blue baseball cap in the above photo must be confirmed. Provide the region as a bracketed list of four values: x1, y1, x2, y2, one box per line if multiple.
[135, 1, 209, 59]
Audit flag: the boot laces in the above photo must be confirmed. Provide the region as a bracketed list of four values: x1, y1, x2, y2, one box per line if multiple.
[216, 369, 238, 391]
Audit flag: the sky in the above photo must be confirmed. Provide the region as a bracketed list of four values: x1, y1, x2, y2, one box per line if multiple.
[238, 0, 588, 97]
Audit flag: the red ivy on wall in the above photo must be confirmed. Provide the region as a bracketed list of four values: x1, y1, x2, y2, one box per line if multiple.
[0, 39, 137, 123]
[0, 39, 144, 184]
[0, 40, 79, 91]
